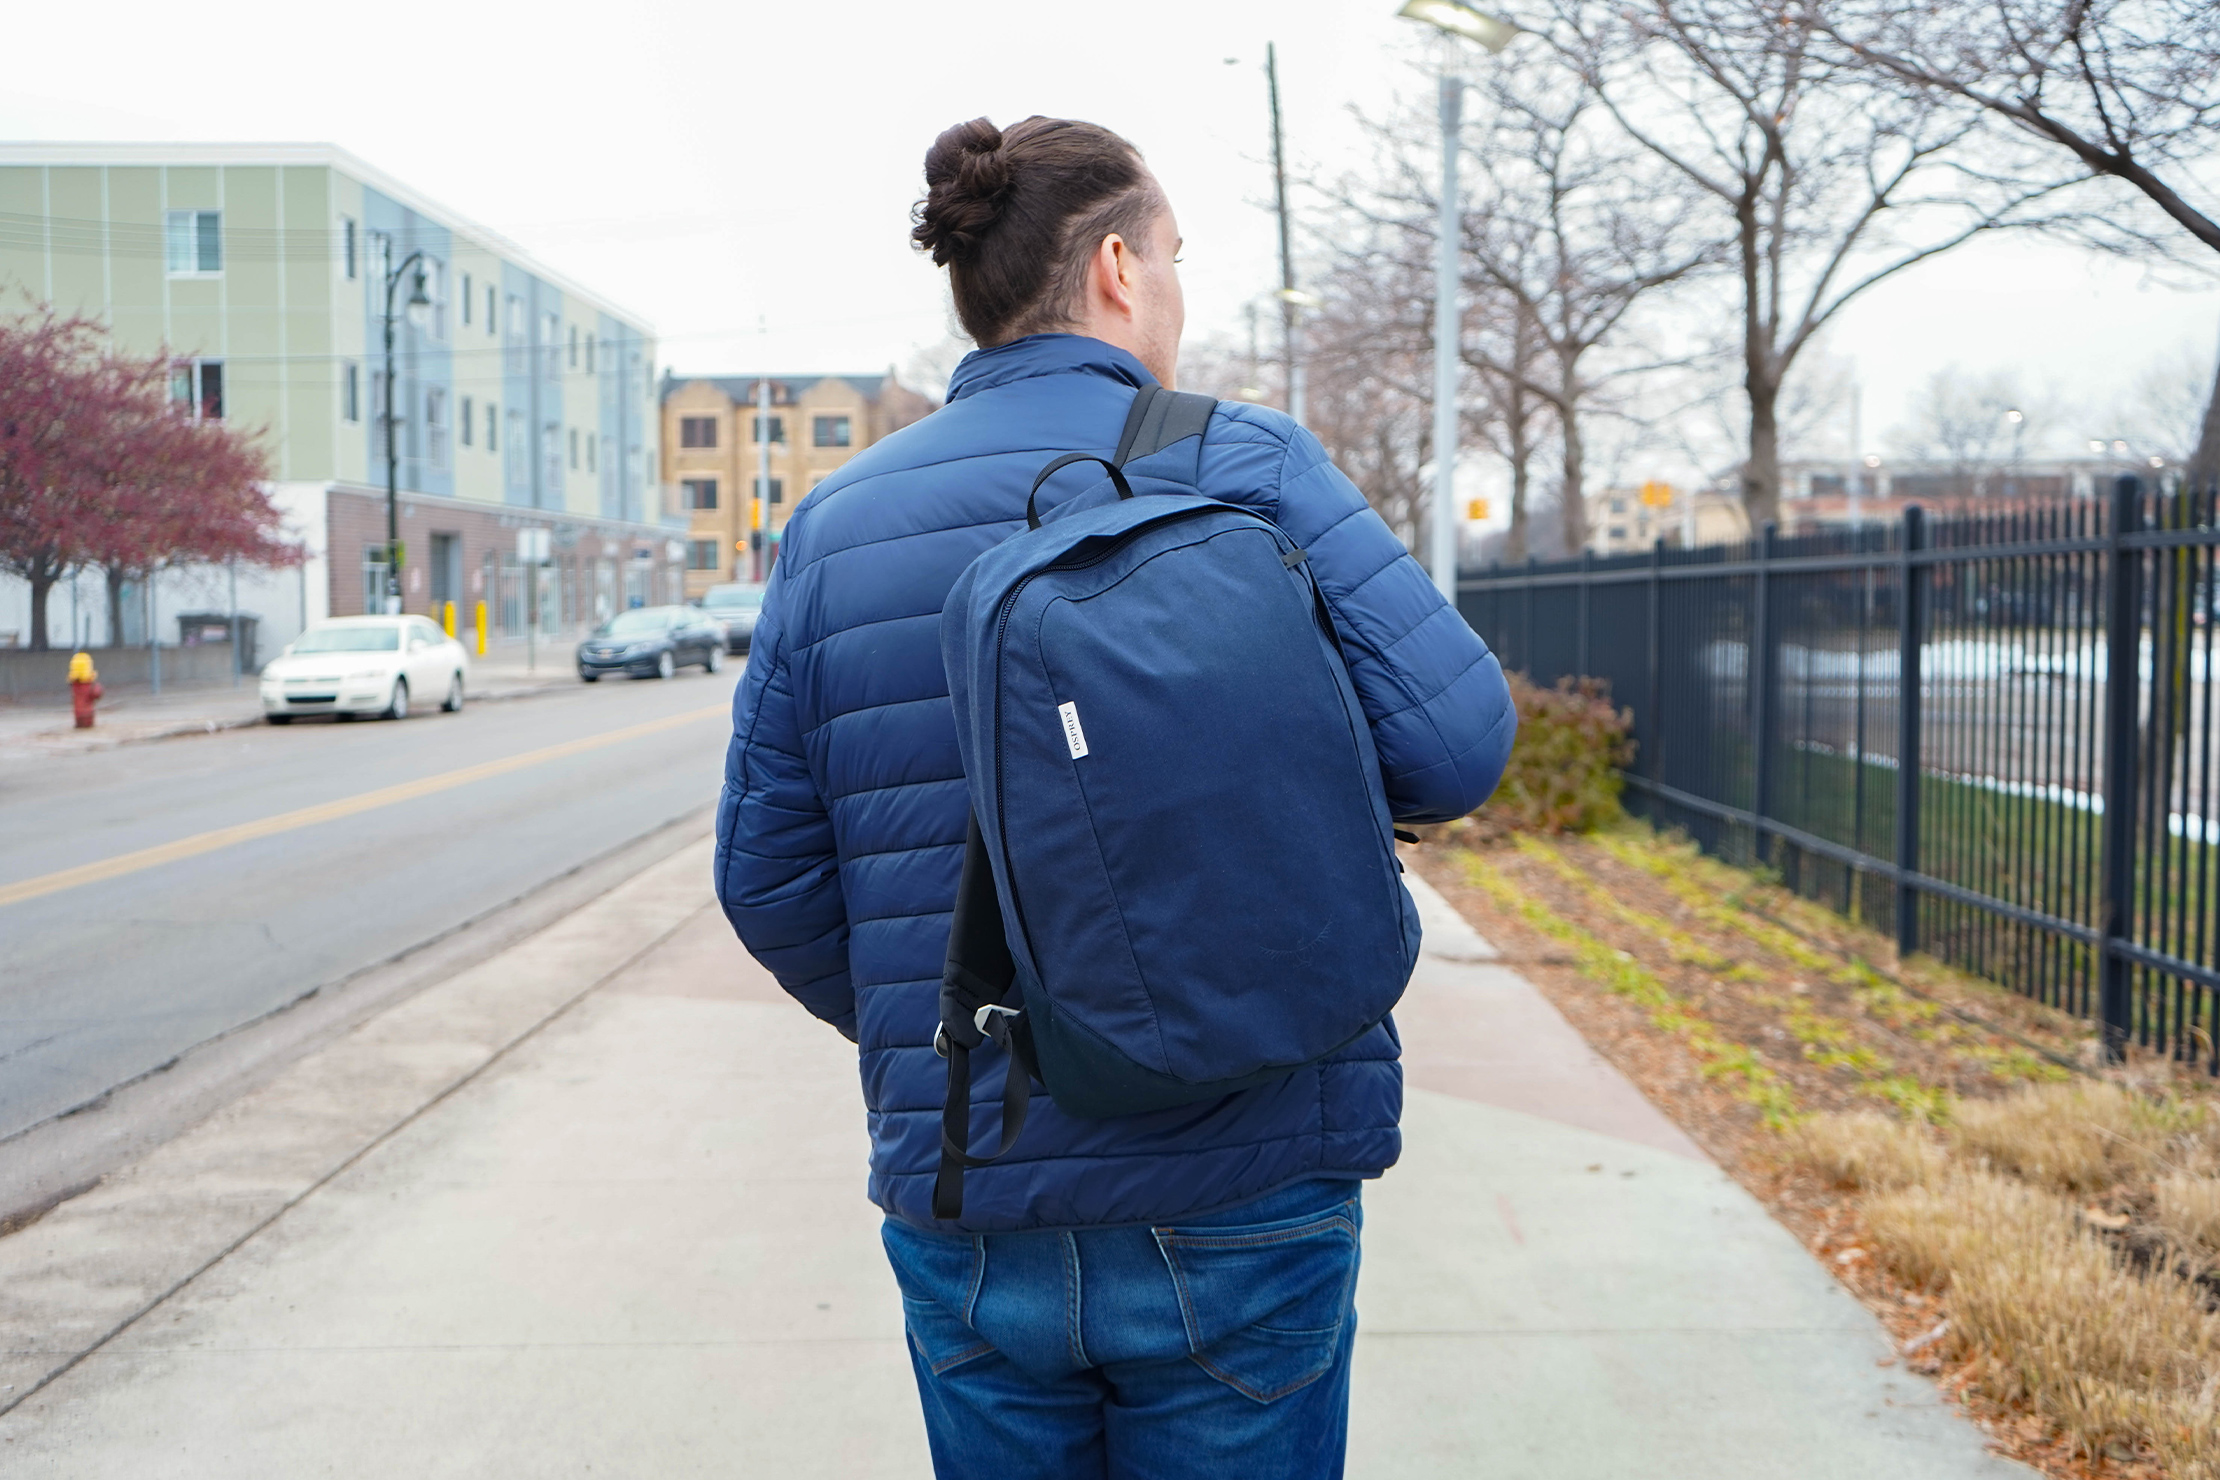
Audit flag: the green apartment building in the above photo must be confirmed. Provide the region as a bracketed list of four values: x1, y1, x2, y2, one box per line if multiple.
[0, 143, 678, 656]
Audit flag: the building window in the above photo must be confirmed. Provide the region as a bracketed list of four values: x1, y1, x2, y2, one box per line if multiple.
[506, 294, 524, 373]
[340, 217, 357, 279]
[460, 273, 473, 325]
[486, 285, 497, 336]
[507, 410, 527, 481]
[682, 478, 718, 510]
[543, 422, 562, 492]
[680, 416, 718, 449]
[568, 325, 579, 369]
[757, 477, 784, 505]
[569, 428, 579, 468]
[170, 360, 223, 420]
[542, 312, 561, 379]
[753, 414, 784, 444]
[813, 415, 852, 448]
[165, 210, 222, 276]
[585, 334, 596, 375]
[460, 395, 474, 446]
[427, 388, 449, 470]
[687, 539, 722, 572]
[586, 432, 596, 472]
[342, 363, 360, 423]
[486, 401, 499, 452]
[368, 231, 392, 291]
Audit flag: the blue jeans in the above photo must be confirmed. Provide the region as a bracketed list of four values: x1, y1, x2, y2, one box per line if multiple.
[880, 1178, 1363, 1480]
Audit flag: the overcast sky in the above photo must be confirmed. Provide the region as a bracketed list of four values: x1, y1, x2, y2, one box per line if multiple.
[4, 0, 2215, 479]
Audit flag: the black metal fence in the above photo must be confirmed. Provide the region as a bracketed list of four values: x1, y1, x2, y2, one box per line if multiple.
[1458, 477, 2220, 1066]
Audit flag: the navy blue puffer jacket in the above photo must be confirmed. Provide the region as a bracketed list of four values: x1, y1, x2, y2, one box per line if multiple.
[715, 335, 1516, 1232]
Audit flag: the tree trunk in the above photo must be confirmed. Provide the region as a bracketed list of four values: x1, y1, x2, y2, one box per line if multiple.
[2190, 337, 2220, 495]
[1557, 356, 1588, 555]
[1505, 387, 1534, 563]
[1745, 372, 1783, 532]
[26, 559, 56, 651]
[104, 563, 129, 648]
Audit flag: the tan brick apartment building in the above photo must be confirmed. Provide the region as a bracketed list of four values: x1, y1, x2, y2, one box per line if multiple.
[660, 372, 934, 595]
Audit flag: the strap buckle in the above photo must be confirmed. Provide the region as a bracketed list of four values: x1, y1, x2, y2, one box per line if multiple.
[974, 1003, 1021, 1038]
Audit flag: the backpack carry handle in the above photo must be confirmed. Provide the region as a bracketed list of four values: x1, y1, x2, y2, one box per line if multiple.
[1025, 454, 1135, 530]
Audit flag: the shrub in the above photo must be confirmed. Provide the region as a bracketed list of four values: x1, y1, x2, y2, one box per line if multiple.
[1476, 674, 1636, 835]
[1789, 1110, 1945, 1191]
[1951, 1081, 2202, 1193]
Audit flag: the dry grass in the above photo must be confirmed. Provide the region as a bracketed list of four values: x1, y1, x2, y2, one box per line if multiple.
[1791, 1111, 1945, 1192]
[1792, 1094, 2220, 1471]
[1952, 1082, 2204, 1193]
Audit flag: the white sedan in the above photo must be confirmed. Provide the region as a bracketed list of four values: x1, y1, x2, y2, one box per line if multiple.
[259, 616, 470, 724]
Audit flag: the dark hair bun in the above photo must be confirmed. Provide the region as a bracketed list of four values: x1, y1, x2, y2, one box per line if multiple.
[912, 118, 1015, 266]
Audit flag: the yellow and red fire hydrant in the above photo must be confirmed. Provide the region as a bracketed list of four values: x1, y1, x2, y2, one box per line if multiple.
[68, 651, 102, 729]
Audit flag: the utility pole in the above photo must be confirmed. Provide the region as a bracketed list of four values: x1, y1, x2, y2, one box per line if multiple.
[1267, 43, 1305, 425]
[755, 376, 773, 583]
[1428, 74, 1463, 603]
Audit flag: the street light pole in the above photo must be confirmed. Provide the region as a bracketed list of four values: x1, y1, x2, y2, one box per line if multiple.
[1429, 74, 1463, 604]
[1398, 0, 1519, 604]
[380, 248, 433, 615]
[1267, 43, 1307, 426]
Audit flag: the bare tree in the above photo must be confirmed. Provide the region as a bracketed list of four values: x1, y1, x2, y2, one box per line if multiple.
[1886, 363, 2058, 492]
[1456, 70, 1716, 555]
[1541, 0, 2095, 526]
[1815, 0, 2220, 486]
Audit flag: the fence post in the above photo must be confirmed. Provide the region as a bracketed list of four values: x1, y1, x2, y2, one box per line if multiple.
[2098, 474, 2143, 1060]
[1523, 556, 1537, 677]
[1647, 539, 1663, 783]
[1751, 523, 1777, 864]
[1576, 549, 1593, 676]
[1894, 506, 1926, 959]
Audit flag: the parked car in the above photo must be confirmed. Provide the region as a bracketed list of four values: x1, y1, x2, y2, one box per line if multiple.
[699, 582, 769, 652]
[577, 606, 726, 681]
[259, 616, 468, 723]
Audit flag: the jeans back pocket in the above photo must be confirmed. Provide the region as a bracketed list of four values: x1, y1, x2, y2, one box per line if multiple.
[1153, 1202, 1359, 1404]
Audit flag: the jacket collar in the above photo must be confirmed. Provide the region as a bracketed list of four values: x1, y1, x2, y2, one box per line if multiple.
[945, 334, 1157, 403]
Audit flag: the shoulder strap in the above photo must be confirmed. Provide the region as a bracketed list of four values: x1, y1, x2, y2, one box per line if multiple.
[932, 813, 1033, 1222]
[1113, 385, 1217, 479]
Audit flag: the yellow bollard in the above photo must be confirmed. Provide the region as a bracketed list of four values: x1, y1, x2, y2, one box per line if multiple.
[475, 600, 487, 656]
[442, 600, 456, 638]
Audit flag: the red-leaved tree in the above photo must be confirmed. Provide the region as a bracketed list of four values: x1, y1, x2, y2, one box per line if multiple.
[0, 306, 290, 650]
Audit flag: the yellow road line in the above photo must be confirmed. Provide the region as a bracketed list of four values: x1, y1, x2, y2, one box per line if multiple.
[0, 704, 729, 909]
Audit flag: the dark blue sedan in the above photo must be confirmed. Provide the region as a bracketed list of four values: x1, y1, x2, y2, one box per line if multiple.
[577, 606, 727, 682]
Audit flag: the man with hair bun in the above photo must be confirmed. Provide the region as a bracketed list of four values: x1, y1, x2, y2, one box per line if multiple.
[716, 114, 1514, 1478]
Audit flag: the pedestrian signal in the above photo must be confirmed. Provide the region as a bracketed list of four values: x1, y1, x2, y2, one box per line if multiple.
[1466, 498, 1490, 521]
[1639, 481, 1675, 508]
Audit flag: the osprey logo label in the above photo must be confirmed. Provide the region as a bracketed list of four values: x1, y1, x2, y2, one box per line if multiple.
[1058, 701, 1089, 760]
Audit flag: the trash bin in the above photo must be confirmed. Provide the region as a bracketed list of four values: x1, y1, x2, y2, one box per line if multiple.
[176, 611, 259, 670]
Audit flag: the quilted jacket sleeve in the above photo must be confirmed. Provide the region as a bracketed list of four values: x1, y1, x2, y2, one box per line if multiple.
[714, 570, 856, 1039]
[1268, 424, 1517, 823]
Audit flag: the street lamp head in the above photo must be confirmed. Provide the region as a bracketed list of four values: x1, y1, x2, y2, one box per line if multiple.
[404, 268, 432, 328]
[1398, 0, 1520, 51]
[2088, 439, 2107, 453]
[1277, 287, 1324, 310]
[1862, 454, 1881, 469]
[2004, 408, 2024, 425]
[2113, 439, 2130, 455]
[2150, 455, 2166, 469]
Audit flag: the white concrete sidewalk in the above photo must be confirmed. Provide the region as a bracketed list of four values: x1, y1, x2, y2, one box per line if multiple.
[0, 847, 2032, 1477]
[0, 652, 580, 759]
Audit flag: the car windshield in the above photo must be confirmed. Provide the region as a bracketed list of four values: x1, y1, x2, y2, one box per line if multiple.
[292, 624, 400, 653]
[601, 610, 674, 636]
[703, 586, 766, 611]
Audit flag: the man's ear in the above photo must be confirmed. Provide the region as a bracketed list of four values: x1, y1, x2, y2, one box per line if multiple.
[1091, 234, 1138, 321]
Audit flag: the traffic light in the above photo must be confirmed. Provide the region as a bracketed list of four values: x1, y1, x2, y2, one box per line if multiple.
[1639, 481, 1675, 508]
[1466, 498, 1490, 521]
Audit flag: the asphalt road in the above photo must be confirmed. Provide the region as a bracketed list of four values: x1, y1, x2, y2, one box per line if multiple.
[0, 669, 740, 1144]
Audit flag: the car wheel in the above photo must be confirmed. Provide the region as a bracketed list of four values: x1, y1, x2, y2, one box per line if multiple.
[580, 669, 600, 684]
[383, 678, 409, 721]
[705, 645, 723, 674]
[655, 650, 675, 680]
[266, 714, 293, 726]
[443, 672, 465, 712]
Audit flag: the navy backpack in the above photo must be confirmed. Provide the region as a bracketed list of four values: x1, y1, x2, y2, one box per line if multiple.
[932, 387, 1421, 1218]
